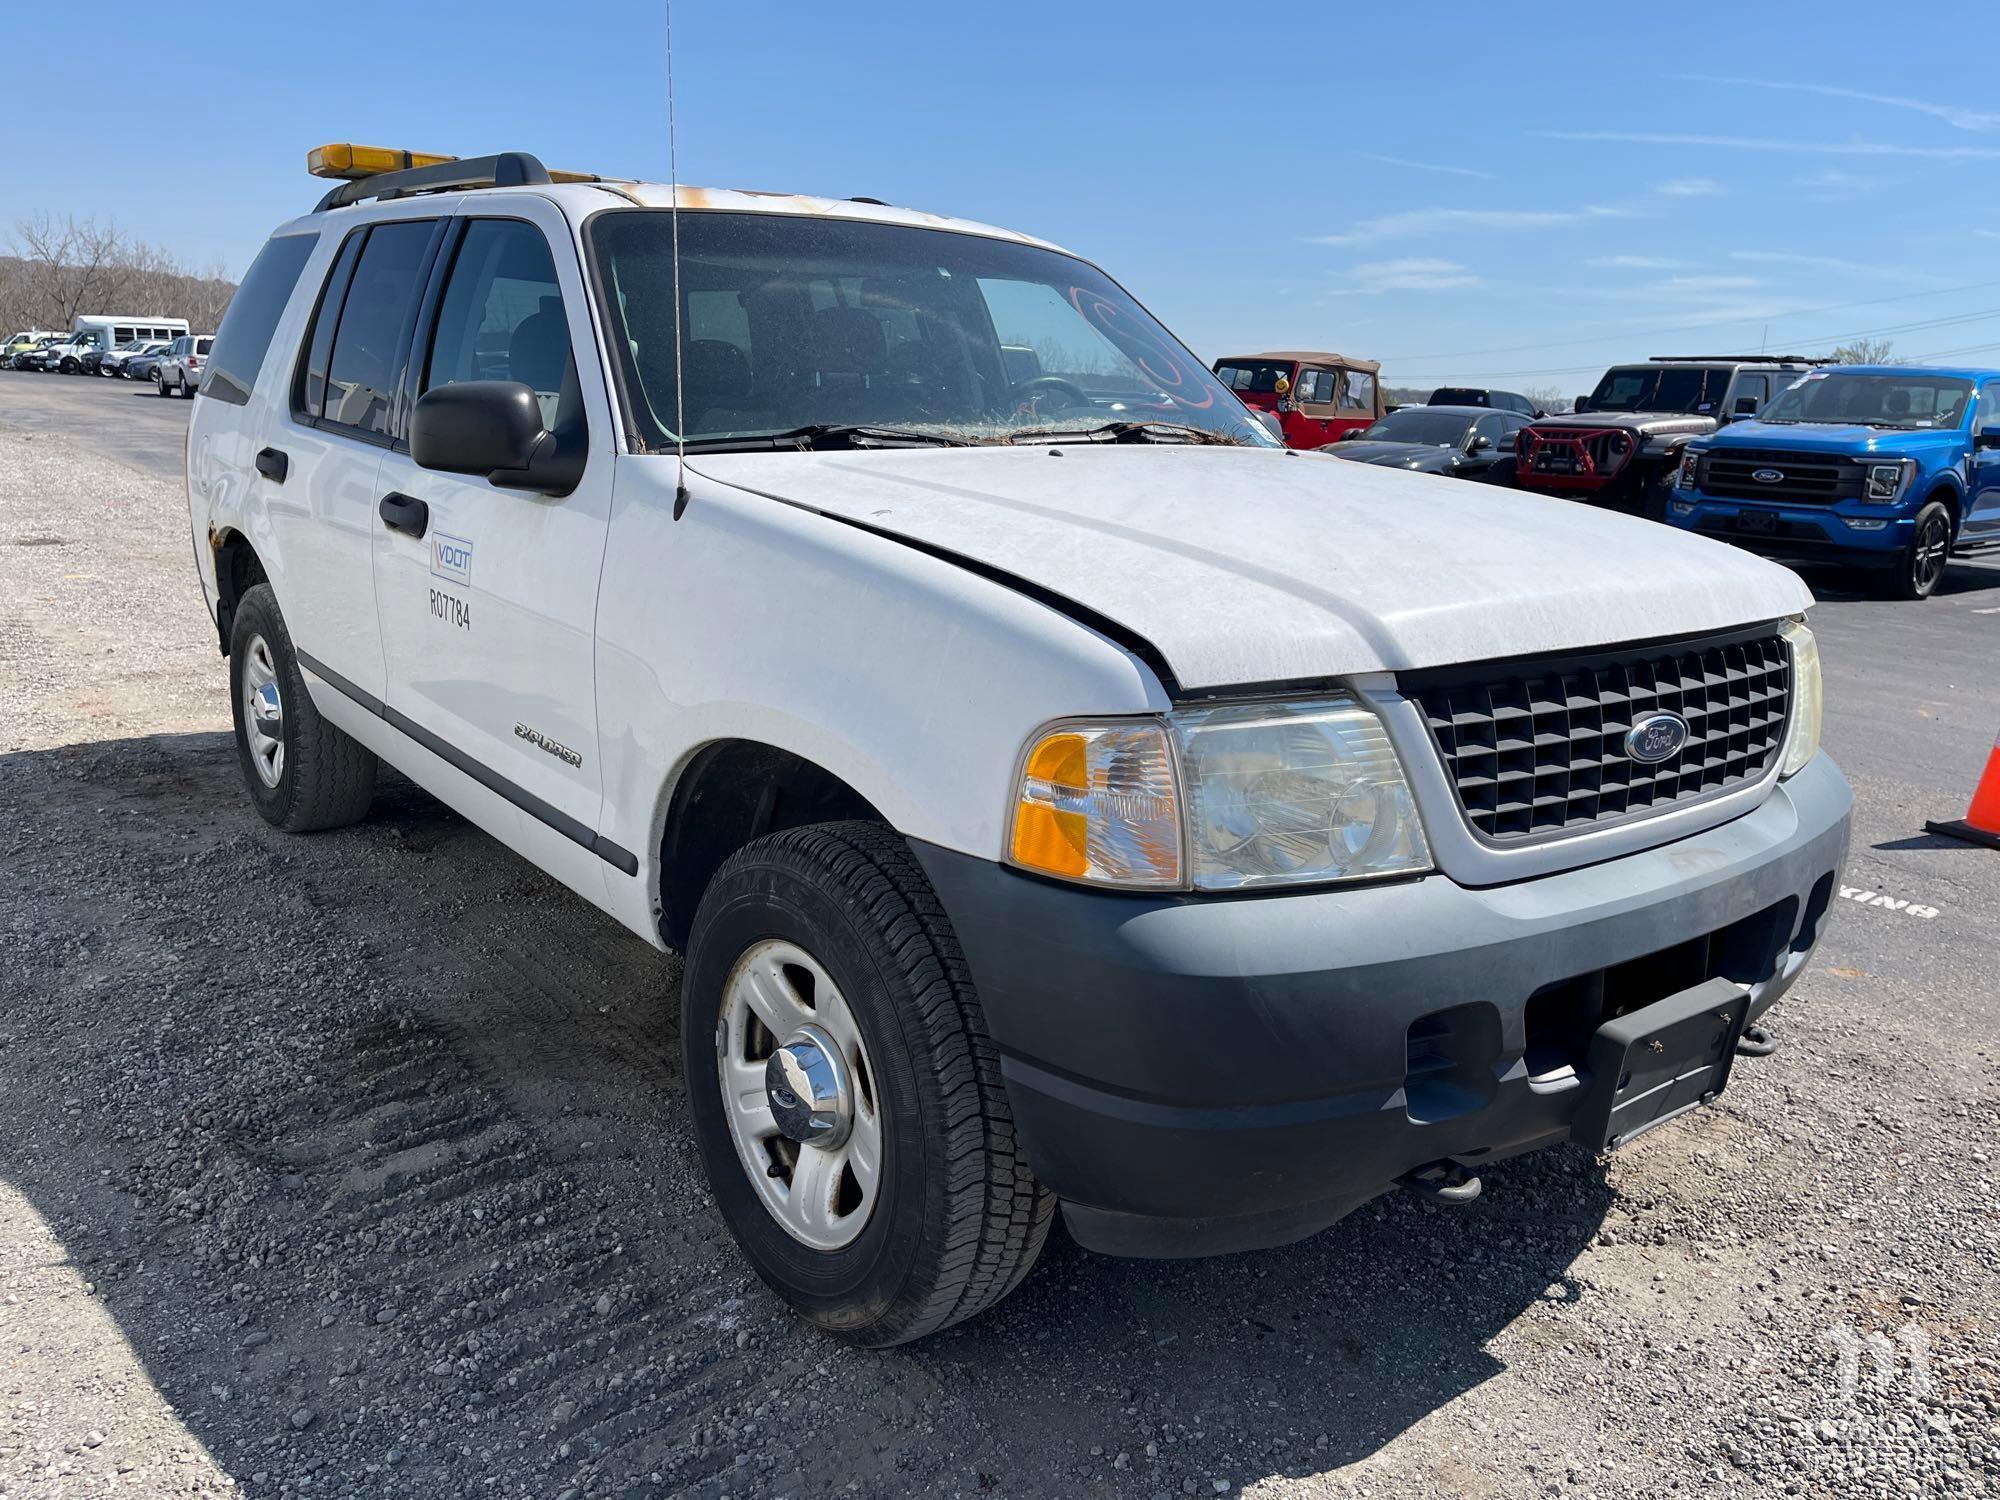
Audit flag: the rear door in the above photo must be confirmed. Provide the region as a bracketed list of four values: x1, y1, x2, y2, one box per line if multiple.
[264, 211, 448, 703]
[370, 201, 613, 837]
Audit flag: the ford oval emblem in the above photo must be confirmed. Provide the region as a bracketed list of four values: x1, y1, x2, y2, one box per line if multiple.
[1626, 712, 1690, 764]
[1751, 467, 1784, 484]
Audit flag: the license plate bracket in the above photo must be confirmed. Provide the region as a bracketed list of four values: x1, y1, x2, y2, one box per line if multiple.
[1735, 510, 1778, 535]
[1574, 977, 1750, 1151]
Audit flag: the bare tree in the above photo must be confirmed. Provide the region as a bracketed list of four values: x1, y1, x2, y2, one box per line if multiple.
[11, 215, 132, 328]
[1523, 384, 1569, 414]
[0, 216, 238, 337]
[1829, 338, 1899, 365]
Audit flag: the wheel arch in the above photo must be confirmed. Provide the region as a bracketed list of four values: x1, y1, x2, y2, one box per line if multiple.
[655, 737, 890, 951]
[209, 528, 269, 655]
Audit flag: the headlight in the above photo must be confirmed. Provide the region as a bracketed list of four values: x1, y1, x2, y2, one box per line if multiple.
[1780, 619, 1822, 777]
[1009, 694, 1432, 891]
[1864, 460, 1914, 503]
[1678, 449, 1700, 489]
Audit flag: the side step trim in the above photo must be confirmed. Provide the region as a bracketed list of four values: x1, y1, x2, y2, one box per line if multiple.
[296, 650, 639, 877]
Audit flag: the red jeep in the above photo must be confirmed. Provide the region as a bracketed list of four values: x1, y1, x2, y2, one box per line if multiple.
[1214, 351, 1382, 450]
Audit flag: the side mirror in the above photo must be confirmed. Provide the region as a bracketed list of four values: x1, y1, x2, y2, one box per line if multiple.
[1468, 434, 1493, 452]
[1572, 395, 1591, 414]
[1733, 396, 1759, 415]
[412, 381, 580, 494]
[1977, 424, 2000, 452]
[1253, 409, 1284, 442]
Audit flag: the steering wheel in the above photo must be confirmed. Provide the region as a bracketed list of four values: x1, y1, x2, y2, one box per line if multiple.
[1009, 375, 1093, 417]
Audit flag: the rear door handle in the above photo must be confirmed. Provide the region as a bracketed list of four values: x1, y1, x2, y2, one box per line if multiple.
[255, 446, 289, 483]
[378, 492, 430, 539]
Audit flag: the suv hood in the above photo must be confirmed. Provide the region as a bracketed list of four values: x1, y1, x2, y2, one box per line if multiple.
[691, 446, 1812, 690]
[1531, 411, 1716, 439]
[1706, 420, 1966, 456]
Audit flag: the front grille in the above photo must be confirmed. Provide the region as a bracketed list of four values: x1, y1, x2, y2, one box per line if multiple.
[1518, 426, 1638, 487]
[1407, 628, 1792, 843]
[1700, 449, 1862, 505]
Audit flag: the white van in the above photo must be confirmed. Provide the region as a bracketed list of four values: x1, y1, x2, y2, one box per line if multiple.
[55, 315, 190, 373]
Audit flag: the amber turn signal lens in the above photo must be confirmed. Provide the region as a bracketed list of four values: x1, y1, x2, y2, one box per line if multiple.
[1008, 723, 1181, 887]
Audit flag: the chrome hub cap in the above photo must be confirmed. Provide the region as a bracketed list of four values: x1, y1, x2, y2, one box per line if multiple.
[718, 939, 882, 1250]
[242, 635, 284, 788]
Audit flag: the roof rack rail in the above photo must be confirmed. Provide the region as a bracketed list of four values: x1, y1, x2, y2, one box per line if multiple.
[1647, 353, 1831, 365]
[314, 151, 559, 213]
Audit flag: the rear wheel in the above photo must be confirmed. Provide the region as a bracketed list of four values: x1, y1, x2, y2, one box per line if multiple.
[683, 822, 1053, 1347]
[1883, 501, 1953, 600]
[228, 583, 378, 830]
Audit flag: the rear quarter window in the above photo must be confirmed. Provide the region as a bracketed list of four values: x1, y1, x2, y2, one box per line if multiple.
[204, 233, 317, 407]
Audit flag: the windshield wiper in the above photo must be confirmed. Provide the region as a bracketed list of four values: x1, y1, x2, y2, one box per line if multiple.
[681, 423, 972, 453]
[1004, 420, 1243, 447]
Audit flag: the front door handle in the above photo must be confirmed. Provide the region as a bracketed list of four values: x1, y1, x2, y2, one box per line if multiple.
[378, 492, 430, 539]
[255, 446, 288, 483]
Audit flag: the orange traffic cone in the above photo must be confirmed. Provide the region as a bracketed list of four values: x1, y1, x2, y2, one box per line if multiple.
[1927, 729, 2000, 850]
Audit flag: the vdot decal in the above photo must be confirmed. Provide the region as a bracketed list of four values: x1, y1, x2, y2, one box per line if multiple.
[515, 722, 583, 768]
[430, 532, 473, 587]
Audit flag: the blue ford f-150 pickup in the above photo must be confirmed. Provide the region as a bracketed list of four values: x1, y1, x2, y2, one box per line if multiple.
[1666, 365, 2000, 599]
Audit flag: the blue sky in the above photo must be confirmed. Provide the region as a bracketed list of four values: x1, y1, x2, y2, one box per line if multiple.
[8, 2, 2000, 391]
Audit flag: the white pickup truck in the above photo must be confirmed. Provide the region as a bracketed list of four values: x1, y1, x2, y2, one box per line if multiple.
[187, 147, 1851, 1347]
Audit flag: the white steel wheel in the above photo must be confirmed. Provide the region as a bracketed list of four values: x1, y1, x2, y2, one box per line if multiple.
[717, 938, 883, 1251]
[240, 633, 285, 788]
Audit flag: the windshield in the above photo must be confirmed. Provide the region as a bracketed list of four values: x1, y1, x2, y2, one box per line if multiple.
[1758, 371, 1973, 430]
[1428, 388, 1487, 407]
[588, 210, 1272, 449]
[1354, 409, 1472, 446]
[1586, 365, 1731, 415]
[1214, 360, 1295, 395]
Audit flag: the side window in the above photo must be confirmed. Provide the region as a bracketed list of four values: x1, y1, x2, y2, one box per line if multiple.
[1975, 383, 2000, 431]
[1733, 373, 1770, 412]
[321, 219, 437, 437]
[115, 325, 135, 344]
[1473, 414, 1506, 447]
[204, 232, 316, 407]
[422, 218, 571, 427]
[1301, 369, 1338, 404]
[1342, 369, 1377, 412]
[297, 230, 367, 420]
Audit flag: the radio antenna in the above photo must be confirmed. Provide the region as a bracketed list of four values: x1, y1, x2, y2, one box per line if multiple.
[667, 0, 689, 517]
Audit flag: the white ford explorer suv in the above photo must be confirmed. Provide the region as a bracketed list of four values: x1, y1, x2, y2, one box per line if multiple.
[188, 146, 1851, 1347]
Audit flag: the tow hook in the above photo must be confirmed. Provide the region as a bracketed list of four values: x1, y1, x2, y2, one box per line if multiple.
[1397, 1160, 1483, 1205]
[1736, 1024, 1778, 1057]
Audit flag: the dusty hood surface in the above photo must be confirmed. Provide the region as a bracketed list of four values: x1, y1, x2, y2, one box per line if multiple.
[690, 445, 1814, 690]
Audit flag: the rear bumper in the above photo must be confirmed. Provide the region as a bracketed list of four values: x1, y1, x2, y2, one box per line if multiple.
[913, 753, 1851, 1258]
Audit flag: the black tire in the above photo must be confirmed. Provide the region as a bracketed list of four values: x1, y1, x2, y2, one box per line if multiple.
[1637, 467, 1678, 523]
[1882, 500, 1953, 601]
[227, 583, 377, 831]
[683, 821, 1054, 1347]
[153, 373, 168, 397]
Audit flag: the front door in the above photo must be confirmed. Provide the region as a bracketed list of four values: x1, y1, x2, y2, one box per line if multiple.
[1967, 381, 2000, 543]
[370, 205, 614, 836]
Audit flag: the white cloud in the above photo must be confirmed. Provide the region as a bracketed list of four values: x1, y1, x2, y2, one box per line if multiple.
[1654, 177, 1723, 196]
[1307, 205, 1627, 247]
[1652, 274, 1764, 292]
[1356, 153, 1499, 181]
[1536, 130, 2000, 160]
[1794, 168, 1879, 198]
[1729, 250, 1947, 284]
[1676, 75, 2000, 132]
[1584, 254, 1690, 270]
[1341, 257, 1484, 292]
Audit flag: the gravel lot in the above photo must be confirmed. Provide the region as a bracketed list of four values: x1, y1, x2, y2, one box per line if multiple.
[2, 369, 1997, 1499]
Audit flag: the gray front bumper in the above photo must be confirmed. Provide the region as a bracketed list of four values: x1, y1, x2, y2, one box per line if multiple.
[913, 753, 1852, 1257]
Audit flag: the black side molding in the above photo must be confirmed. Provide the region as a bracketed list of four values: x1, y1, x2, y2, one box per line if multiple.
[295, 650, 639, 877]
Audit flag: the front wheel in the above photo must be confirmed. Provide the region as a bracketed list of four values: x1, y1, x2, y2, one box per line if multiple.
[153, 373, 169, 397]
[228, 583, 378, 830]
[1883, 501, 1953, 600]
[683, 822, 1054, 1347]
